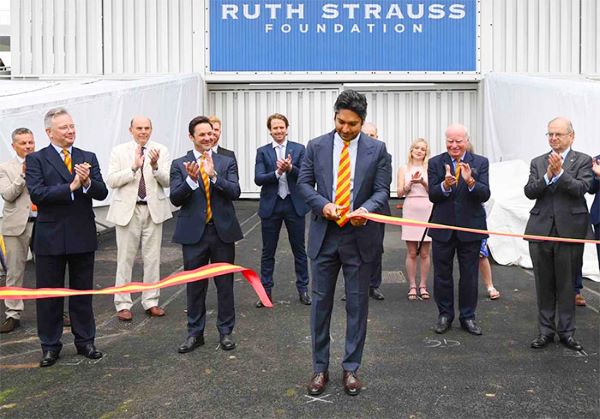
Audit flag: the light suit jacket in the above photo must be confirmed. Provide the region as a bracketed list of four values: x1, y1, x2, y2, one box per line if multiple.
[106, 140, 172, 226]
[0, 157, 32, 236]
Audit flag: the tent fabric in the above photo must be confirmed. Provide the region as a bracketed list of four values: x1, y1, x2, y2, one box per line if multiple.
[0, 74, 203, 213]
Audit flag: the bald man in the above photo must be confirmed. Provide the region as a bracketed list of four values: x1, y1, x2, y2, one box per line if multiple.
[427, 124, 490, 336]
[106, 117, 172, 321]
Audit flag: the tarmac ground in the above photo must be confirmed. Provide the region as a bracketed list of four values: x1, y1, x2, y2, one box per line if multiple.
[0, 200, 599, 418]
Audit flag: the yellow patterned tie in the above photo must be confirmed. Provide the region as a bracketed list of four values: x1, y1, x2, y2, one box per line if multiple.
[199, 157, 212, 223]
[62, 149, 72, 173]
[335, 141, 351, 227]
[455, 158, 461, 183]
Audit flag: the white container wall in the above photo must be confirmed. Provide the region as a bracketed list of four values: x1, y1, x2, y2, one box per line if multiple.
[208, 85, 478, 196]
[9, 0, 599, 78]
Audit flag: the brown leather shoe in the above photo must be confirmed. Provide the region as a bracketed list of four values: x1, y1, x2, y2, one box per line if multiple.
[145, 306, 165, 317]
[117, 309, 133, 321]
[575, 294, 586, 307]
[0, 317, 20, 333]
[307, 372, 329, 395]
[343, 370, 362, 396]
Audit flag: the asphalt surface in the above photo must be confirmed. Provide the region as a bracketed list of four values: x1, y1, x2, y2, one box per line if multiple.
[0, 200, 598, 418]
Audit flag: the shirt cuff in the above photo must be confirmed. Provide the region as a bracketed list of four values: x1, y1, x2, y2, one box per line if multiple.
[441, 183, 451, 195]
[186, 176, 200, 190]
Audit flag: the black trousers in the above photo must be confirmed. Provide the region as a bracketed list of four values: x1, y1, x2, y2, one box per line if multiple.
[182, 224, 235, 337]
[36, 252, 96, 352]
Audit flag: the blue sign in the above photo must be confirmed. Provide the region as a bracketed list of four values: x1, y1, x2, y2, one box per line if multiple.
[210, 0, 477, 72]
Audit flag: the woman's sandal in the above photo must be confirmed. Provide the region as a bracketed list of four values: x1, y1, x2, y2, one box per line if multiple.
[487, 287, 500, 300]
[407, 287, 418, 301]
[419, 287, 430, 300]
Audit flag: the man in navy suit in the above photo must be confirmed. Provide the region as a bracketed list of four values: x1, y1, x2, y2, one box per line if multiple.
[298, 90, 391, 397]
[592, 155, 600, 268]
[170, 116, 243, 354]
[26, 107, 108, 367]
[254, 113, 310, 307]
[427, 124, 490, 336]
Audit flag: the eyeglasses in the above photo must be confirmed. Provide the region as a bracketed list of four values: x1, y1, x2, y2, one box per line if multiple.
[545, 132, 571, 138]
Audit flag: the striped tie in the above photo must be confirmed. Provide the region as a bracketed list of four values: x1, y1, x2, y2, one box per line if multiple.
[62, 149, 72, 173]
[335, 141, 351, 227]
[455, 158, 461, 183]
[199, 157, 212, 223]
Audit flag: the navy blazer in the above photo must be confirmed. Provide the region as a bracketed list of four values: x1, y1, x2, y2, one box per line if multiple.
[25, 145, 108, 255]
[427, 151, 490, 242]
[297, 131, 391, 262]
[254, 140, 309, 218]
[170, 150, 243, 245]
[524, 149, 594, 239]
[590, 154, 599, 225]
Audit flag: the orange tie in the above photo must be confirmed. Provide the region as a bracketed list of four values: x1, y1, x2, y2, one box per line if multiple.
[62, 149, 72, 173]
[199, 157, 212, 223]
[335, 141, 351, 227]
[455, 158, 461, 183]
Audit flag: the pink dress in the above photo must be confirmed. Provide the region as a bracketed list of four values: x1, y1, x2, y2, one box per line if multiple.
[401, 165, 433, 241]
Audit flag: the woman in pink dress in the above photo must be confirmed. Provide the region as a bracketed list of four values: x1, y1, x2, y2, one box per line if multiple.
[397, 139, 433, 301]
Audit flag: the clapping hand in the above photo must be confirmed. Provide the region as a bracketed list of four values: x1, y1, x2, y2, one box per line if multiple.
[546, 152, 563, 179]
[148, 148, 160, 170]
[133, 145, 145, 170]
[443, 164, 456, 190]
[183, 161, 200, 182]
[410, 171, 423, 185]
[592, 157, 600, 178]
[74, 162, 91, 187]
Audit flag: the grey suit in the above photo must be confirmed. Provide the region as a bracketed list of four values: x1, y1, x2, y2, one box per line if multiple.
[524, 149, 593, 338]
[298, 130, 391, 373]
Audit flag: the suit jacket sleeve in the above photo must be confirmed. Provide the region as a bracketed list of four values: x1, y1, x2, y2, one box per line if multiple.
[213, 158, 241, 200]
[153, 145, 171, 188]
[470, 158, 491, 202]
[169, 158, 193, 207]
[555, 155, 593, 198]
[85, 153, 109, 201]
[26, 153, 72, 205]
[254, 148, 278, 186]
[288, 145, 304, 181]
[298, 140, 330, 214]
[359, 143, 392, 213]
[428, 157, 448, 204]
[0, 165, 26, 203]
[524, 157, 547, 200]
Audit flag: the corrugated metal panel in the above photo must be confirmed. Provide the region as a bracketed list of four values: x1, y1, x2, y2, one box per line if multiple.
[485, 0, 580, 73]
[10, 0, 102, 75]
[582, 0, 600, 75]
[103, 0, 200, 74]
[208, 85, 478, 196]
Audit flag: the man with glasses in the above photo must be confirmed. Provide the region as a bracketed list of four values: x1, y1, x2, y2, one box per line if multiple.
[427, 124, 490, 336]
[525, 117, 593, 352]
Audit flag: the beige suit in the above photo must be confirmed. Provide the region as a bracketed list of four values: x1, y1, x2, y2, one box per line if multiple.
[0, 157, 34, 319]
[106, 140, 172, 311]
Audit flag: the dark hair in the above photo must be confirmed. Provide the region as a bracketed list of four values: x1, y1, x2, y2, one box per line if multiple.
[188, 116, 213, 136]
[11, 127, 33, 142]
[267, 113, 289, 129]
[334, 90, 368, 122]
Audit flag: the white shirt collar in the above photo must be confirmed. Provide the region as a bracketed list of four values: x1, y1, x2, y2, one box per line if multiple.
[193, 148, 212, 160]
[16, 155, 25, 164]
[51, 143, 72, 155]
[334, 132, 360, 148]
[272, 139, 288, 149]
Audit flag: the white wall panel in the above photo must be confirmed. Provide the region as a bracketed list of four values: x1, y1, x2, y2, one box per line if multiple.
[10, 0, 102, 75]
[102, 0, 201, 75]
[582, 0, 600, 75]
[482, 0, 580, 74]
[208, 85, 478, 196]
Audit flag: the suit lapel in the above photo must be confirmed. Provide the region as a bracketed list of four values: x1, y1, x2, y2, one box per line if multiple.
[44, 145, 73, 182]
[268, 144, 278, 168]
[563, 150, 577, 172]
[353, 133, 374, 199]
[322, 132, 335, 201]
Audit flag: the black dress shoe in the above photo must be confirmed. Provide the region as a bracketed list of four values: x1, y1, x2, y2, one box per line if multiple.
[40, 350, 60, 368]
[256, 291, 272, 308]
[559, 336, 583, 351]
[460, 319, 482, 336]
[434, 316, 452, 334]
[530, 334, 554, 349]
[299, 291, 312, 305]
[307, 371, 329, 395]
[343, 370, 362, 396]
[76, 343, 103, 359]
[219, 334, 236, 351]
[369, 288, 385, 301]
[178, 336, 205, 353]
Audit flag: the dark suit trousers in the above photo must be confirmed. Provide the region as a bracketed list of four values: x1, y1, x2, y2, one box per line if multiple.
[594, 224, 600, 268]
[36, 252, 96, 352]
[432, 235, 480, 322]
[370, 224, 385, 289]
[529, 240, 582, 338]
[311, 223, 373, 373]
[260, 196, 309, 293]
[182, 224, 235, 337]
